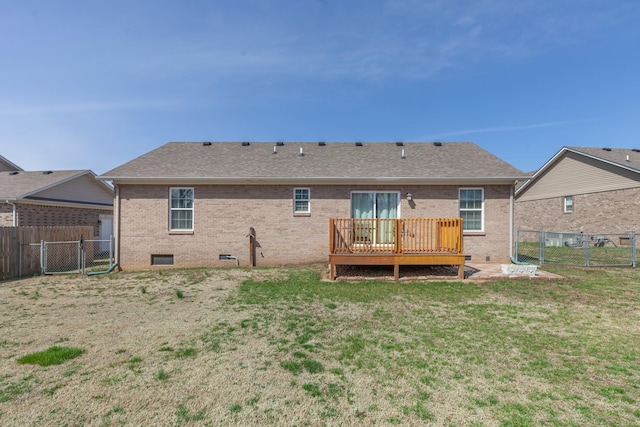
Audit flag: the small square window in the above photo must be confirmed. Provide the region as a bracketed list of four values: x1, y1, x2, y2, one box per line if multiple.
[564, 196, 573, 213]
[294, 188, 310, 214]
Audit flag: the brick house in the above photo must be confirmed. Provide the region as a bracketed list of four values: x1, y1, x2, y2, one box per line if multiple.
[0, 168, 114, 239]
[98, 142, 528, 271]
[515, 146, 640, 236]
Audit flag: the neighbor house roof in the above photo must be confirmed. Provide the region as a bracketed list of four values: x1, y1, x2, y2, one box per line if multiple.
[515, 146, 640, 196]
[99, 141, 528, 185]
[0, 170, 114, 208]
[0, 155, 23, 172]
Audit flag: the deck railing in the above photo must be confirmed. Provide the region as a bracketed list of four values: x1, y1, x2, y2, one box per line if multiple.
[330, 218, 464, 255]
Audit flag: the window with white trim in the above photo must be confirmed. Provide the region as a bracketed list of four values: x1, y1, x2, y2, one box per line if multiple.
[564, 196, 573, 213]
[170, 187, 194, 230]
[293, 188, 310, 214]
[459, 188, 484, 232]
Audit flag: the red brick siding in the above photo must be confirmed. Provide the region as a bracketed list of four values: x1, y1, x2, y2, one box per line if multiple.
[14, 204, 111, 238]
[118, 184, 514, 270]
[515, 187, 640, 234]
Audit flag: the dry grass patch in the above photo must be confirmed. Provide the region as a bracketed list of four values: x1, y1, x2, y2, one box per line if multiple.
[0, 266, 639, 425]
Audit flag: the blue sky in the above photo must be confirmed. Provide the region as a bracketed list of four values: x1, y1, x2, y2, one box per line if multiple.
[1, 0, 639, 174]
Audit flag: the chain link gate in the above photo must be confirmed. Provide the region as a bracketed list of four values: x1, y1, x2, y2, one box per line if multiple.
[42, 236, 114, 274]
[516, 229, 636, 267]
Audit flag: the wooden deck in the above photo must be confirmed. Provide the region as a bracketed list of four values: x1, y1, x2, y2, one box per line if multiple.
[329, 218, 466, 280]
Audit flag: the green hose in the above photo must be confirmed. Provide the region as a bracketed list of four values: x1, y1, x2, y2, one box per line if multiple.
[510, 257, 540, 268]
[87, 263, 118, 276]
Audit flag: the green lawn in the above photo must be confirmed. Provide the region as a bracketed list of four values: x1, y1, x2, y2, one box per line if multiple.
[516, 241, 634, 266]
[226, 266, 640, 425]
[1, 266, 639, 425]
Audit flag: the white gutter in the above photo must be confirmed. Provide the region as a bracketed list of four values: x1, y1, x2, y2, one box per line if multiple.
[99, 176, 530, 186]
[114, 185, 120, 266]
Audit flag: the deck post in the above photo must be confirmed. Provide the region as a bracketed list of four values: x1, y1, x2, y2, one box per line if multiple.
[394, 264, 399, 281]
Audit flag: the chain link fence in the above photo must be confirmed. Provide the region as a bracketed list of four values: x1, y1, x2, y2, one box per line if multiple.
[516, 229, 637, 267]
[42, 237, 114, 274]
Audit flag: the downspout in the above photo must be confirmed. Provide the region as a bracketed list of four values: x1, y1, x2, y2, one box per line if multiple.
[509, 183, 515, 259]
[114, 184, 120, 267]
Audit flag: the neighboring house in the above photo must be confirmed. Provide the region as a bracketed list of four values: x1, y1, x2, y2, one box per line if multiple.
[515, 146, 640, 235]
[0, 169, 114, 239]
[0, 155, 23, 172]
[98, 141, 528, 271]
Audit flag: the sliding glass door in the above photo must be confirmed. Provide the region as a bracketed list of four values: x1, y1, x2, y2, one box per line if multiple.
[351, 192, 399, 244]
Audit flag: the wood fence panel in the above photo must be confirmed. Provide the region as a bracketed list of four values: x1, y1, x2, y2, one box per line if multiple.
[0, 226, 93, 279]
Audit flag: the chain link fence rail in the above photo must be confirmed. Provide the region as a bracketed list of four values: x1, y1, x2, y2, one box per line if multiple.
[516, 229, 636, 267]
[42, 237, 114, 274]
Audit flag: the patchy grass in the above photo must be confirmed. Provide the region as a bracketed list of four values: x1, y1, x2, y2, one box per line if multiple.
[0, 266, 639, 425]
[17, 346, 85, 367]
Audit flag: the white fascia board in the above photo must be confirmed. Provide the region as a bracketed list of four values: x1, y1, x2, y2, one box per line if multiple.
[515, 147, 569, 196]
[100, 176, 527, 186]
[18, 170, 96, 199]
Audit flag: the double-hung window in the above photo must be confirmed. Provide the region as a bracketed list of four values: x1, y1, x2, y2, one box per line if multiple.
[564, 196, 573, 213]
[459, 188, 484, 232]
[170, 187, 194, 231]
[351, 191, 399, 244]
[293, 188, 310, 214]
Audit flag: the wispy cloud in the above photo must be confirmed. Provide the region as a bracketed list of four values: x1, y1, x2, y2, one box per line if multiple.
[423, 119, 595, 139]
[124, 0, 636, 81]
[0, 99, 182, 115]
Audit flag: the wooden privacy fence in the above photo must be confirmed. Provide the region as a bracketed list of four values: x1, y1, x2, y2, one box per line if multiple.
[0, 226, 94, 280]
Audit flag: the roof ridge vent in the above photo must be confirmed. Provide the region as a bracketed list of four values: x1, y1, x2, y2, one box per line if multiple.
[276, 142, 284, 146]
[355, 142, 363, 146]
[202, 142, 212, 146]
[602, 147, 611, 151]
[433, 142, 442, 147]
[396, 142, 404, 146]
[9, 171, 19, 175]
[318, 141, 326, 146]
[43, 171, 52, 175]
[241, 142, 250, 146]
[631, 148, 640, 153]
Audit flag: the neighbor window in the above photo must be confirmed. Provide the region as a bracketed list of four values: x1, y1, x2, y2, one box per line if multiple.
[459, 188, 484, 232]
[564, 196, 573, 213]
[294, 188, 310, 214]
[170, 187, 194, 231]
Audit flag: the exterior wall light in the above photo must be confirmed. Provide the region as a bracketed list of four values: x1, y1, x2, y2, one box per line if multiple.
[406, 193, 412, 201]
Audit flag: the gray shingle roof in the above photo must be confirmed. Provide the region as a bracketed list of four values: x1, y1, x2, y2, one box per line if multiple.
[0, 170, 94, 199]
[99, 142, 527, 183]
[566, 146, 640, 173]
[0, 155, 22, 172]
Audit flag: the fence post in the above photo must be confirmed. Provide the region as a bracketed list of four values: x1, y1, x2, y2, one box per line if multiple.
[632, 231, 637, 268]
[539, 229, 544, 264]
[584, 234, 590, 266]
[40, 240, 45, 275]
[110, 235, 114, 268]
[18, 241, 22, 277]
